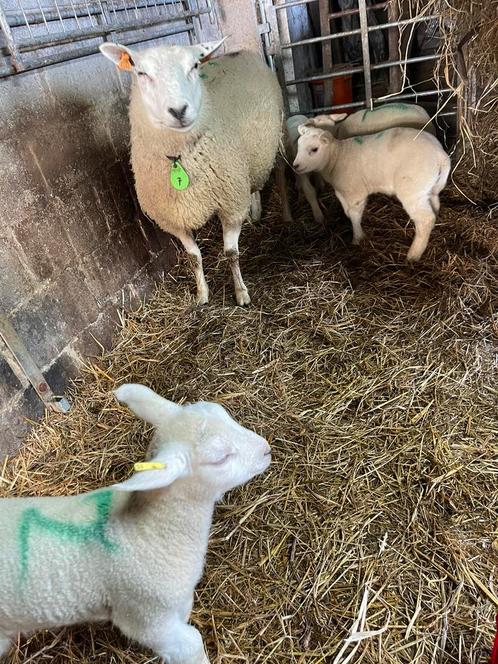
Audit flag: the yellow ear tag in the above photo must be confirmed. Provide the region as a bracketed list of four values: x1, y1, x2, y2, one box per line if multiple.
[134, 462, 166, 472]
[170, 159, 190, 191]
[118, 52, 133, 71]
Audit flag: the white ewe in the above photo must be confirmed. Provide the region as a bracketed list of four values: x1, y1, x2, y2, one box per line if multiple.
[100, 41, 283, 306]
[293, 125, 450, 261]
[0, 384, 270, 663]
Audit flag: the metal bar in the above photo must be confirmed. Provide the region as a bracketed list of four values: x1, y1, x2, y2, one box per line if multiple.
[281, 14, 439, 48]
[387, 0, 401, 93]
[286, 53, 442, 86]
[5, 0, 196, 27]
[309, 87, 453, 114]
[14, 8, 209, 53]
[0, 3, 23, 71]
[275, 0, 317, 9]
[318, 0, 333, 109]
[328, 1, 387, 20]
[0, 23, 194, 78]
[357, 0, 372, 107]
[0, 316, 70, 414]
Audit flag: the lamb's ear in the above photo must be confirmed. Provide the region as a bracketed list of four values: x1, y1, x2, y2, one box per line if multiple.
[114, 384, 181, 427]
[319, 130, 332, 144]
[329, 112, 348, 123]
[196, 36, 228, 62]
[298, 123, 311, 136]
[311, 114, 332, 126]
[113, 445, 189, 492]
[99, 43, 136, 71]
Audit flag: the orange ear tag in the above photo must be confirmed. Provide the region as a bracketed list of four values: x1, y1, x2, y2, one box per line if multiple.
[118, 52, 133, 71]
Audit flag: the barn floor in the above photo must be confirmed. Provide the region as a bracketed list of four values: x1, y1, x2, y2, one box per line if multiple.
[2, 189, 497, 663]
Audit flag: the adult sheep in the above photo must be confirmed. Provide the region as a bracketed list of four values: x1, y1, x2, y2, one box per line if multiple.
[100, 40, 283, 306]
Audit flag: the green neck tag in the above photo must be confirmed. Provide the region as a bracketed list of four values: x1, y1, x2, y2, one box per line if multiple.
[170, 159, 190, 191]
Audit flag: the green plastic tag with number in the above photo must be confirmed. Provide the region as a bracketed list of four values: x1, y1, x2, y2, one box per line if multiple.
[170, 160, 190, 191]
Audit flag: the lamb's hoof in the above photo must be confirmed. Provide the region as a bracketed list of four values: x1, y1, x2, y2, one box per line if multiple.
[352, 237, 364, 246]
[235, 289, 251, 307]
[195, 291, 209, 307]
[313, 211, 325, 224]
[406, 252, 421, 263]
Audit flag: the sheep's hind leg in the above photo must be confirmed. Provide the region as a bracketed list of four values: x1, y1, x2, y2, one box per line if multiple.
[300, 174, 324, 224]
[171, 229, 209, 305]
[222, 217, 250, 307]
[401, 197, 436, 262]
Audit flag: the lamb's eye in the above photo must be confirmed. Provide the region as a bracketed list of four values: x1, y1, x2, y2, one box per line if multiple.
[207, 453, 233, 466]
[192, 62, 199, 72]
[137, 71, 149, 78]
[311, 147, 318, 153]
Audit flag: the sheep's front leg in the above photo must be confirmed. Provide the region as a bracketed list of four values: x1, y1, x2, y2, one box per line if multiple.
[336, 192, 366, 245]
[171, 228, 209, 305]
[222, 218, 250, 306]
[0, 635, 11, 659]
[299, 174, 324, 224]
[150, 621, 209, 664]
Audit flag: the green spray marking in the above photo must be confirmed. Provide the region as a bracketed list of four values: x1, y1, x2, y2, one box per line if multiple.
[18, 490, 118, 583]
[362, 103, 410, 122]
[199, 72, 208, 79]
[353, 136, 364, 145]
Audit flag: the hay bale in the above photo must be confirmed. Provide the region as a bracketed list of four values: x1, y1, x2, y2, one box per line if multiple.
[392, 0, 498, 205]
[1, 191, 497, 662]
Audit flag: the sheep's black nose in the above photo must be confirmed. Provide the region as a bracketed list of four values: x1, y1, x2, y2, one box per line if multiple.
[168, 104, 188, 121]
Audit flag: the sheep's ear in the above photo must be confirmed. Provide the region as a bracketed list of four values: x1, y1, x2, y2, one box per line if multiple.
[114, 384, 181, 427]
[298, 124, 310, 136]
[113, 447, 189, 492]
[311, 114, 331, 126]
[196, 36, 228, 62]
[319, 131, 332, 144]
[329, 112, 348, 123]
[99, 43, 135, 71]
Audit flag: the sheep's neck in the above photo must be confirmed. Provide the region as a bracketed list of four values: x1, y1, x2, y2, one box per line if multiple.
[319, 140, 341, 184]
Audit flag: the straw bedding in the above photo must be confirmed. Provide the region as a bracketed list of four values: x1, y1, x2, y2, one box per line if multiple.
[1, 187, 497, 663]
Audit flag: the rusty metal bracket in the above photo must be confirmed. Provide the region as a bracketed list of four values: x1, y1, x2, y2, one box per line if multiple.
[0, 315, 71, 414]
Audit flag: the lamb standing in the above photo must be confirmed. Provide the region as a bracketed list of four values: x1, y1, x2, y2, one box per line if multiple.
[283, 103, 435, 223]
[0, 384, 271, 663]
[100, 41, 283, 306]
[293, 125, 450, 261]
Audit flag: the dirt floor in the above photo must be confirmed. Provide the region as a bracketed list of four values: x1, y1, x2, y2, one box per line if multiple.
[1, 188, 497, 663]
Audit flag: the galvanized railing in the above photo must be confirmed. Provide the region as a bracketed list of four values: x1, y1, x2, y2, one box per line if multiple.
[0, 0, 218, 77]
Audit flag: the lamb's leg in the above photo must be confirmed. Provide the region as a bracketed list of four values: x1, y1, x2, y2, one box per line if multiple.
[299, 174, 324, 224]
[401, 197, 436, 262]
[275, 159, 292, 223]
[0, 636, 11, 659]
[250, 192, 262, 223]
[171, 229, 209, 305]
[336, 193, 366, 244]
[430, 194, 440, 215]
[222, 219, 250, 306]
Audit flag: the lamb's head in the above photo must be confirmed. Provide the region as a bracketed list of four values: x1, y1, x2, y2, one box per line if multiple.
[113, 384, 270, 497]
[99, 39, 226, 131]
[293, 125, 332, 174]
[311, 112, 348, 130]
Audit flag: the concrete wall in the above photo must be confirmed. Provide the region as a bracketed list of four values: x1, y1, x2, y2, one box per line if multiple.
[0, 1, 262, 458]
[0, 56, 176, 456]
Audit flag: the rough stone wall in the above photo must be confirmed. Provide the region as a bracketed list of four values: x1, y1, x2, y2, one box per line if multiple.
[0, 56, 176, 457]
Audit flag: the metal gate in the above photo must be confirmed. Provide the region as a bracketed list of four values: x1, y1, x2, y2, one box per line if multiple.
[260, 0, 456, 129]
[0, 0, 219, 77]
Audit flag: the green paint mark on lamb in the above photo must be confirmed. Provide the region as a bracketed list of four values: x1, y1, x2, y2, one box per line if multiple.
[353, 136, 364, 144]
[18, 490, 118, 583]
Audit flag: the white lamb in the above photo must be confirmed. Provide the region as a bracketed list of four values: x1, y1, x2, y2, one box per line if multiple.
[0, 384, 271, 663]
[100, 41, 283, 306]
[293, 124, 450, 261]
[283, 102, 435, 223]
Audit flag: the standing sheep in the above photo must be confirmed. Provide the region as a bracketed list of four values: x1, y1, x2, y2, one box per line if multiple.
[282, 103, 436, 223]
[293, 125, 450, 261]
[100, 41, 283, 306]
[0, 384, 271, 663]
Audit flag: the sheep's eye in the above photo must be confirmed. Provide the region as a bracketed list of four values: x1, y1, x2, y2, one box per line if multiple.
[137, 71, 149, 78]
[311, 147, 318, 153]
[207, 454, 232, 466]
[191, 62, 199, 72]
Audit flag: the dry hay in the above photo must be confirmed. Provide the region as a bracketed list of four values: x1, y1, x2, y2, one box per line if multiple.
[392, 0, 498, 205]
[1, 188, 498, 663]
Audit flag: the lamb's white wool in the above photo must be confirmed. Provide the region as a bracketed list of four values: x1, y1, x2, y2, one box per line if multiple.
[312, 102, 435, 138]
[100, 42, 283, 306]
[0, 384, 270, 663]
[282, 103, 435, 223]
[294, 125, 450, 261]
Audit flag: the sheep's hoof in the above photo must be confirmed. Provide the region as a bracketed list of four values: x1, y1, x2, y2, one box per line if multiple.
[352, 237, 364, 246]
[313, 210, 325, 224]
[195, 291, 209, 306]
[406, 253, 421, 263]
[235, 289, 251, 307]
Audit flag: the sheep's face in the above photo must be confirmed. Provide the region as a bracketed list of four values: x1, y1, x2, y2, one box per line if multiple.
[100, 40, 225, 132]
[293, 126, 331, 174]
[113, 384, 270, 497]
